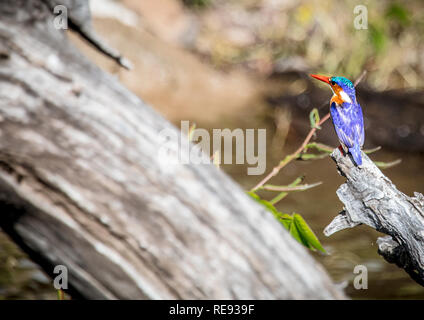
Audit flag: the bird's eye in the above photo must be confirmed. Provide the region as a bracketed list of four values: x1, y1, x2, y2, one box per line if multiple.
[330, 80, 336, 85]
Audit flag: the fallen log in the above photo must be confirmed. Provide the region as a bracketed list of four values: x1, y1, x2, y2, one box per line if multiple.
[0, 0, 345, 299]
[325, 148, 424, 286]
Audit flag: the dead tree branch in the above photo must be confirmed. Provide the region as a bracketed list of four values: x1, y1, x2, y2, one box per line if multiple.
[325, 148, 424, 286]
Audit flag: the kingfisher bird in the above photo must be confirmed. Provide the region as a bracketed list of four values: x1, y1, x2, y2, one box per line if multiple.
[310, 74, 365, 166]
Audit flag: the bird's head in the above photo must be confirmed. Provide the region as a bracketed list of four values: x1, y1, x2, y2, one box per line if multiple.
[310, 74, 356, 105]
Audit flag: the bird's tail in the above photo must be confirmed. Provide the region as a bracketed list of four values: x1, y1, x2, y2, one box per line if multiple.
[349, 145, 362, 166]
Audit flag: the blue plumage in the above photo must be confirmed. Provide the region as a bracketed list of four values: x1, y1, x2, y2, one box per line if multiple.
[310, 74, 365, 166]
[349, 144, 362, 166]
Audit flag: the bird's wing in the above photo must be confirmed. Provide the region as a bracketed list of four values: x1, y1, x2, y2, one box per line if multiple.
[355, 102, 365, 147]
[330, 102, 355, 149]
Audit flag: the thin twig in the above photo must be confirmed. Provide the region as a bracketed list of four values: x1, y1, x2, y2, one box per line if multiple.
[262, 181, 323, 192]
[354, 70, 367, 87]
[251, 113, 329, 191]
[269, 176, 304, 205]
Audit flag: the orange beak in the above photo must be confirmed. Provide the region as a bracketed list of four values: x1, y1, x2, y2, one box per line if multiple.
[310, 74, 330, 84]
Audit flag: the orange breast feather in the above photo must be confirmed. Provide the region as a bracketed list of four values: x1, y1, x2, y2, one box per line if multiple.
[330, 84, 344, 105]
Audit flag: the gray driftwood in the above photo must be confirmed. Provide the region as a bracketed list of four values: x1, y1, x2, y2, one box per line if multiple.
[0, 0, 345, 299]
[325, 148, 424, 286]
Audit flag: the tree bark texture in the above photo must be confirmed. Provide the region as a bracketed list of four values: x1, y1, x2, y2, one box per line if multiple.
[325, 148, 424, 286]
[0, 0, 345, 299]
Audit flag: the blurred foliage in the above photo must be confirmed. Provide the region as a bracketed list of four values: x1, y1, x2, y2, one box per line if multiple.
[369, 24, 386, 53]
[189, 0, 423, 90]
[386, 3, 410, 26]
[181, 0, 211, 9]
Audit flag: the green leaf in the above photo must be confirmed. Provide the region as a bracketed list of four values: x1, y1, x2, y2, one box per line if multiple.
[263, 181, 322, 192]
[269, 191, 288, 205]
[246, 193, 325, 252]
[386, 3, 410, 26]
[247, 191, 279, 217]
[293, 214, 326, 253]
[374, 159, 402, 169]
[369, 24, 386, 53]
[309, 108, 321, 129]
[289, 216, 304, 245]
[247, 192, 291, 229]
[304, 142, 334, 153]
[364, 146, 381, 154]
[278, 213, 293, 230]
[297, 153, 328, 161]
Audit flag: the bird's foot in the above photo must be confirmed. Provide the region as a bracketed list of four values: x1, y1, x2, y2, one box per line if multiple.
[338, 145, 346, 156]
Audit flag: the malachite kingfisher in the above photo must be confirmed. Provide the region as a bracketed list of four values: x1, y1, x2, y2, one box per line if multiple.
[310, 74, 365, 166]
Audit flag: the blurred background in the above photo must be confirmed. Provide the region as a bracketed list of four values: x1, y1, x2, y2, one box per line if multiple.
[1, 0, 424, 299]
